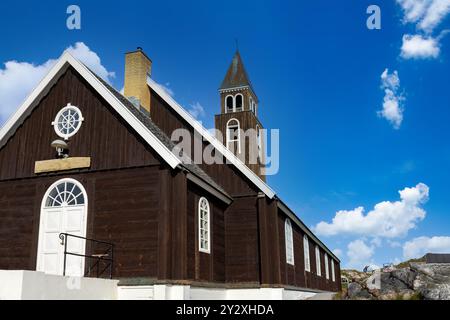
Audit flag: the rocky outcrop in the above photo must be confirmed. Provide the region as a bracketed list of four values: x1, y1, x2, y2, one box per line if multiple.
[342, 263, 450, 300]
[412, 263, 450, 300]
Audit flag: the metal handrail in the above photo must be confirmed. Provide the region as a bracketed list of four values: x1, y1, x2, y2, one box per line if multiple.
[59, 233, 114, 279]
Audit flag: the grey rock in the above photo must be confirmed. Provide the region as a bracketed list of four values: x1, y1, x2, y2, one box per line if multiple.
[347, 282, 373, 300]
[413, 263, 450, 300]
[343, 263, 450, 300]
[391, 268, 416, 288]
[380, 272, 410, 294]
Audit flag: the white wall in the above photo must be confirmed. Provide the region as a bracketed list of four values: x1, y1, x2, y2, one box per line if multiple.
[0, 270, 322, 300]
[0, 270, 118, 300]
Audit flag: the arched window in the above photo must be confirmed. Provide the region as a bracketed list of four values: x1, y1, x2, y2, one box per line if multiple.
[226, 118, 241, 153]
[44, 179, 86, 207]
[304, 235, 310, 272]
[331, 259, 336, 282]
[315, 245, 321, 276]
[285, 219, 294, 265]
[249, 97, 254, 112]
[198, 197, 210, 253]
[235, 94, 243, 112]
[325, 253, 330, 280]
[226, 95, 234, 113]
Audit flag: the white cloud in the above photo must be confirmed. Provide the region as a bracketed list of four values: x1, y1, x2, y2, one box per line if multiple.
[66, 42, 115, 82]
[0, 42, 114, 123]
[419, 1, 450, 31]
[0, 59, 55, 122]
[188, 102, 206, 119]
[160, 82, 174, 96]
[378, 69, 404, 129]
[333, 249, 343, 258]
[397, 0, 450, 32]
[347, 239, 375, 269]
[313, 183, 429, 238]
[403, 236, 450, 259]
[401, 34, 440, 59]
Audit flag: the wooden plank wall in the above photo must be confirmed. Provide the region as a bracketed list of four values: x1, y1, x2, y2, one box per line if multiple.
[277, 208, 340, 292]
[257, 196, 281, 284]
[224, 196, 260, 284]
[158, 169, 188, 280]
[0, 67, 160, 181]
[0, 167, 165, 278]
[186, 182, 225, 283]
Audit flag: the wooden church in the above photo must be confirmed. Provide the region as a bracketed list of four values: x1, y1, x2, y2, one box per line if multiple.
[0, 48, 341, 299]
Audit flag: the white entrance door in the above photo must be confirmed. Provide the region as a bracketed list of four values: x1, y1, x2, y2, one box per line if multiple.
[37, 178, 88, 277]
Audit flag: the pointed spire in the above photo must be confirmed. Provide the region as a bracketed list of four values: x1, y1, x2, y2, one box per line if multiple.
[220, 51, 254, 91]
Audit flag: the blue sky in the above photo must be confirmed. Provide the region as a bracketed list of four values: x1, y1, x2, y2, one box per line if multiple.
[0, 0, 449, 269]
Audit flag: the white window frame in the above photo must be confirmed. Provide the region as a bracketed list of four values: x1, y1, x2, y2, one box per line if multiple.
[225, 95, 234, 113]
[198, 197, 211, 254]
[331, 259, 336, 282]
[235, 93, 244, 112]
[315, 245, 321, 276]
[52, 103, 84, 140]
[304, 235, 310, 272]
[256, 125, 262, 160]
[325, 253, 329, 280]
[285, 219, 294, 265]
[226, 118, 241, 153]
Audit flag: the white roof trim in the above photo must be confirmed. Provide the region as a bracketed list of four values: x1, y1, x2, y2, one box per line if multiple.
[0, 52, 182, 170]
[148, 78, 276, 199]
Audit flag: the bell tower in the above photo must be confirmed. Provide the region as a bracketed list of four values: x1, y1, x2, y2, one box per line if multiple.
[215, 51, 265, 180]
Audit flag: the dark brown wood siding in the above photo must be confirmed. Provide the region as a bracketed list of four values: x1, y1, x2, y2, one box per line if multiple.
[276, 208, 340, 292]
[225, 196, 260, 284]
[278, 210, 307, 288]
[0, 167, 169, 278]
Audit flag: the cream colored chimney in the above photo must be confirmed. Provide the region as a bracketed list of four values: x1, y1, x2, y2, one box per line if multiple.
[124, 47, 152, 112]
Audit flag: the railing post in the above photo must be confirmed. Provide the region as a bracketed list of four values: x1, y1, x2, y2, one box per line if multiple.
[60, 233, 67, 277]
[110, 244, 114, 279]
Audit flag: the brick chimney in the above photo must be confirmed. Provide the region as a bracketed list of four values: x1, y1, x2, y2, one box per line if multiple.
[124, 47, 152, 112]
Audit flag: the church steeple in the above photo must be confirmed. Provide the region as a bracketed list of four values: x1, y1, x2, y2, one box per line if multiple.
[215, 51, 265, 181]
[220, 51, 254, 92]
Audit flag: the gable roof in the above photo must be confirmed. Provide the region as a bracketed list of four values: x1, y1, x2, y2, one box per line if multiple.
[0, 52, 180, 170]
[220, 51, 254, 92]
[0, 51, 232, 204]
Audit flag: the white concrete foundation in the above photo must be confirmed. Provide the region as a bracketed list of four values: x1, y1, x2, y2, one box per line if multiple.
[0, 270, 118, 300]
[118, 285, 320, 300]
[0, 270, 326, 300]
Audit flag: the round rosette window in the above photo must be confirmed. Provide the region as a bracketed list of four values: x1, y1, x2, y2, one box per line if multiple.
[52, 104, 84, 139]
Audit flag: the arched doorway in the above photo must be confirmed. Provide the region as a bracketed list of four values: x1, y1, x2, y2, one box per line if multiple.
[36, 178, 88, 276]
